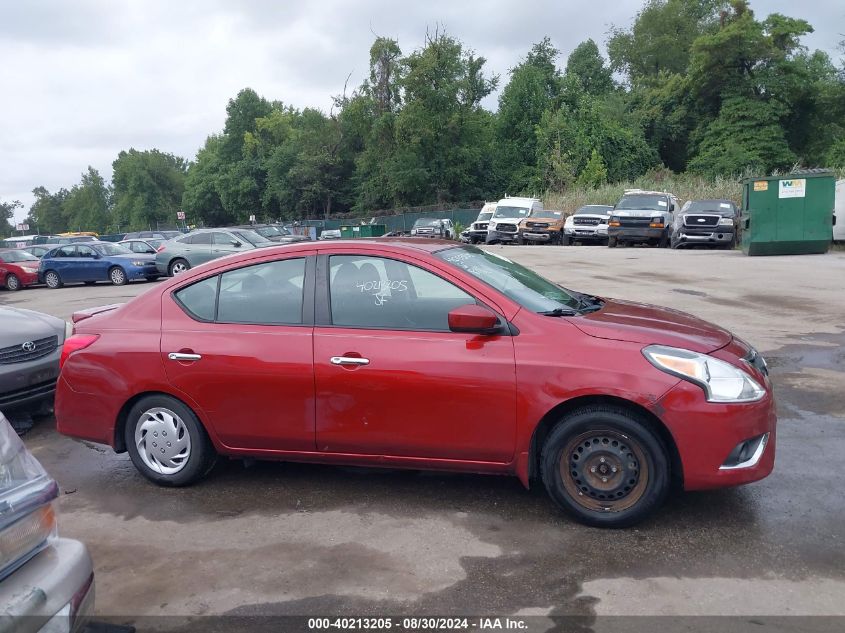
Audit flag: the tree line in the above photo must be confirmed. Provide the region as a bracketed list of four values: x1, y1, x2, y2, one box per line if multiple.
[5, 0, 844, 236]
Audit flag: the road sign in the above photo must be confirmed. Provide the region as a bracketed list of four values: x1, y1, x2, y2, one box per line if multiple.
[16, 223, 29, 231]
[177, 211, 186, 220]
[249, 214, 256, 222]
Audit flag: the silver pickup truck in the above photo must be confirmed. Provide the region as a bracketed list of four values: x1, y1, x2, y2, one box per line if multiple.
[607, 189, 680, 248]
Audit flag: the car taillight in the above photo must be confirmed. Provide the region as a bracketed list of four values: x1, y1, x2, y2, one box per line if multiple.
[60, 334, 99, 369]
[156, 245, 166, 252]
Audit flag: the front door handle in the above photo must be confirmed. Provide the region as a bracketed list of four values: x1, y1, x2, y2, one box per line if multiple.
[330, 356, 369, 366]
[168, 352, 202, 362]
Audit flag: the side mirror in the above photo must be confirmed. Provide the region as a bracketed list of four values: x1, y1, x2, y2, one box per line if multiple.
[448, 304, 500, 335]
[146, 249, 156, 254]
[231, 240, 242, 247]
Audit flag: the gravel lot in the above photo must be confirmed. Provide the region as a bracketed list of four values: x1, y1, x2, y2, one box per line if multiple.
[3, 245, 845, 628]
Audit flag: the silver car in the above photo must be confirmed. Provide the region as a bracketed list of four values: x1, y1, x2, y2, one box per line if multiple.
[0, 412, 95, 632]
[0, 308, 67, 421]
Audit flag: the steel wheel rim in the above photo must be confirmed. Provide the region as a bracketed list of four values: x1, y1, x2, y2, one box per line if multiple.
[7, 275, 20, 290]
[111, 268, 125, 284]
[171, 261, 187, 274]
[135, 407, 192, 475]
[46, 272, 59, 288]
[560, 429, 649, 513]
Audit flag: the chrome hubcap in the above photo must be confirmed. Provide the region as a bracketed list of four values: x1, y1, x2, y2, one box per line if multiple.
[7, 276, 19, 289]
[172, 262, 187, 274]
[46, 272, 59, 287]
[135, 407, 191, 475]
[112, 269, 125, 283]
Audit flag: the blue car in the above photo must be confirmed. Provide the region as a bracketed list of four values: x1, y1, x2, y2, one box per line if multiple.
[39, 241, 160, 288]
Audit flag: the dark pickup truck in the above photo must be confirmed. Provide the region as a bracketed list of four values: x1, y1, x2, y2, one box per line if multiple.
[670, 199, 740, 249]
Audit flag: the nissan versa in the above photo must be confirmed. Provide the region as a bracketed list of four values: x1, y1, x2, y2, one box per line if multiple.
[55, 239, 775, 527]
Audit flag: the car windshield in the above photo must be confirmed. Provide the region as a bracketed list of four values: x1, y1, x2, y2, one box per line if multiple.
[437, 246, 579, 312]
[477, 212, 493, 222]
[94, 243, 132, 256]
[253, 226, 282, 238]
[1, 250, 38, 262]
[576, 206, 613, 215]
[232, 229, 272, 246]
[616, 195, 668, 211]
[686, 200, 736, 215]
[494, 206, 531, 219]
[414, 219, 443, 228]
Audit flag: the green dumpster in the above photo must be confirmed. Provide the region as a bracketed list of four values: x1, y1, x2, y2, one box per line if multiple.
[741, 169, 835, 256]
[339, 224, 387, 238]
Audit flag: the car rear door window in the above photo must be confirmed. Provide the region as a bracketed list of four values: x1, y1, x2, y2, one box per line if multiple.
[77, 245, 96, 258]
[217, 259, 305, 324]
[328, 255, 473, 331]
[212, 232, 234, 246]
[56, 246, 76, 258]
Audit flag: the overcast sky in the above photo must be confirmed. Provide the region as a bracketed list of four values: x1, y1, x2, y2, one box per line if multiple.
[2, 0, 842, 225]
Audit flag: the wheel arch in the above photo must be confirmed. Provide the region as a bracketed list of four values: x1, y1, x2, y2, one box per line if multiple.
[114, 390, 216, 453]
[527, 394, 683, 490]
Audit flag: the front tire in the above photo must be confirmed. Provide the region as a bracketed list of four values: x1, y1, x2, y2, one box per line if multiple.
[607, 237, 617, 248]
[5, 273, 21, 291]
[109, 266, 127, 286]
[562, 234, 571, 246]
[44, 270, 63, 289]
[125, 395, 217, 487]
[541, 406, 669, 528]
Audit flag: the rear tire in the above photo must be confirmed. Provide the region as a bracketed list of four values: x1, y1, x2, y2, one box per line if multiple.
[169, 258, 190, 276]
[44, 270, 63, 289]
[5, 273, 21, 291]
[125, 395, 217, 487]
[607, 237, 617, 248]
[109, 266, 127, 286]
[541, 406, 669, 528]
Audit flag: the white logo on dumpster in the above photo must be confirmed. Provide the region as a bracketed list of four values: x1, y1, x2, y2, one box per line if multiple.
[779, 179, 806, 199]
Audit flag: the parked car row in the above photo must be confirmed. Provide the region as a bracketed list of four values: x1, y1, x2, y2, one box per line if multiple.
[459, 192, 742, 250]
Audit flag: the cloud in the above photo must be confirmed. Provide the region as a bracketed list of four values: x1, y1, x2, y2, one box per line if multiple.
[1, 0, 842, 224]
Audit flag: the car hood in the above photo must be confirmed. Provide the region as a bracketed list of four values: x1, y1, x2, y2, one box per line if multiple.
[0, 307, 65, 344]
[613, 209, 669, 217]
[570, 298, 732, 353]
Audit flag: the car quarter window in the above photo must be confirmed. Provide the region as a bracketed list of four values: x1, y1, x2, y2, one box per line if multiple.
[217, 259, 306, 324]
[328, 255, 474, 331]
[174, 258, 306, 325]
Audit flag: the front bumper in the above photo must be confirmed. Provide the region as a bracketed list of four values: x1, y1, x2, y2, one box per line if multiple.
[564, 228, 606, 241]
[125, 263, 159, 280]
[0, 352, 60, 414]
[522, 231, 554, 242]
[486, 230, 519, 243]
[13, 270, 40, 287]
[658, 380, 776, 490]
[0, 538, 95, 633]
[676, 227, 735, 244]
[608, 227, 665, 241]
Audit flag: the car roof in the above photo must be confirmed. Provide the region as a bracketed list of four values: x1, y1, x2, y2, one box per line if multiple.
[689, 198, 735, 204]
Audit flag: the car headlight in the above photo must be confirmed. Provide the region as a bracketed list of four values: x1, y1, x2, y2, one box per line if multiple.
[64, 320, 73, 343]
[718, 217, 734, 226]
[564, 217, 574, 227]
[643, 345, 765, 403]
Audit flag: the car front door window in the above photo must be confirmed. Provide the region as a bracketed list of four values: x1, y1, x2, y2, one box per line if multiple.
[328, 255, 473, 331]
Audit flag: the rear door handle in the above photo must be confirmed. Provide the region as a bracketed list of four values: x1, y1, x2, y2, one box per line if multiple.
[330, 356, 369, 366]
[168, 352, 202, 362]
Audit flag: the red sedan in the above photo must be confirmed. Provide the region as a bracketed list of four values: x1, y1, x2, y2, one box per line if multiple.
[56, 239, 775, 527]
[0, 248, 41, 290]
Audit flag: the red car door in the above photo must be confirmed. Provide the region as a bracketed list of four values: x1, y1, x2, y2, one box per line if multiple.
[160, 253, 316, 451]
[313, 252, 517, 463]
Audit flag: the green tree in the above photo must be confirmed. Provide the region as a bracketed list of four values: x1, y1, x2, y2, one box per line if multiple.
[565, 39, 614, 95]
[62, 167, 111, 233]
[182, 135, 231, 226]
[494, 37, 560, 193]
[112, 149, 188, 231]
[1, 200, 22, 237]
[608, 0, 726, 81]
[687, 96, 796, 175]
[576, 149, 609, 188]
[26, 186, 69, 235]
